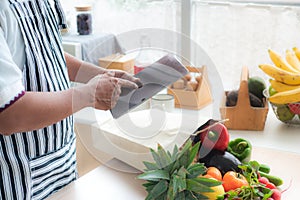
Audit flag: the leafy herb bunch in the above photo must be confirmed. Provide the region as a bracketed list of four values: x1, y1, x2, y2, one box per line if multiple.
[219, 161, 275, 200]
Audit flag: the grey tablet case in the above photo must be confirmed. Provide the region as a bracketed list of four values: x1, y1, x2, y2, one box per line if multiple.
[110, 54, 188, 119]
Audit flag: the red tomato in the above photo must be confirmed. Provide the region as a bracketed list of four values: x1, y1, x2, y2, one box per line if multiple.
[200, 123, 229, 151]
[222, 171, 249, 192]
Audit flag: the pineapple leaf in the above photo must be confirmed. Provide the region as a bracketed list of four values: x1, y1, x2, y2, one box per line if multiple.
[176, 140, 192, 160]
[177, 166, 187, 179]
[186, 163, 207, 179]
[143, 181, 157, 193]
[174, 191, 185, 200]
[194, 177, 222, 187]
[137, 169, 170, 181]
[143, 161, 159, 171]
[157, 144, 172, 168]
[173, 174, 186, 192]
[186, 179, 214, 193]
[140, 139, 219, 200]
[193, 192, 210, 200]
[185, 190, 200, 200]
[176, 140, 195, 169]
[188, 142, 200, 166]
[171, 145, 179, 161]
[150, 148, 164, 169]
[145, 180, 168, 200]
[167, 176, 176, 200]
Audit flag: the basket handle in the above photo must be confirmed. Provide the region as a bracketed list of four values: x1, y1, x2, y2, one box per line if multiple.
[236, 66, 251, 108]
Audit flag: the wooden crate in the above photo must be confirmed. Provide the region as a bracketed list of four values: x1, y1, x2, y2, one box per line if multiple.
[98, 54, 134, 73]
[167, 66, 212, 110]
[219, 66, 269, 131]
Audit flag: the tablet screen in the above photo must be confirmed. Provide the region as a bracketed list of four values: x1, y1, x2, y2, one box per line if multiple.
[110, 54, 188, 119]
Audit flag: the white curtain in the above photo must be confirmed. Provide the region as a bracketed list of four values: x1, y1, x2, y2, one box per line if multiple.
[192, 2, 300, 90]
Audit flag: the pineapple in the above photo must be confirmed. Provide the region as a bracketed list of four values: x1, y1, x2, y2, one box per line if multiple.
[137, 139, 221, 200]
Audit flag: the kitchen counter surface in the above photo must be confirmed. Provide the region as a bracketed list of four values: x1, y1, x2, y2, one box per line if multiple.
[48, 146, 300, 200]
[47, 105, 300, 200]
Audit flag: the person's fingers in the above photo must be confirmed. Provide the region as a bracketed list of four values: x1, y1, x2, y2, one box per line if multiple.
[117, 78, 138, 89]
[113, 70, 143, 88]
[105, 70, 116, 77]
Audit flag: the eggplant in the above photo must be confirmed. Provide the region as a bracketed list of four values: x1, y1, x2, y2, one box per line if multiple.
[198, 149, 242, 175]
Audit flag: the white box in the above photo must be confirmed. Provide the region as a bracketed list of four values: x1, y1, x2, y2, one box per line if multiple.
[91, 109, 209, 171]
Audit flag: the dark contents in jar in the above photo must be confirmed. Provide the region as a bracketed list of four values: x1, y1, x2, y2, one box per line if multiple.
[77, 13, 92, 35]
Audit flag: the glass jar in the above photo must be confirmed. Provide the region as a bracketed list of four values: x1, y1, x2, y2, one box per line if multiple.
[75, 6, 92, 35]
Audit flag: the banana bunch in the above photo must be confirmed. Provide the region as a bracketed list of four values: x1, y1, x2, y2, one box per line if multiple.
[259, 48, 300, 104]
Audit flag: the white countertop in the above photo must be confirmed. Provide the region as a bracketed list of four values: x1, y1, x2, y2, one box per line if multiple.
[47, 105, 300, 200]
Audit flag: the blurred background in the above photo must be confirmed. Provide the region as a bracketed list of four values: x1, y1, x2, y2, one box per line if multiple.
[61, 0, 300, 90]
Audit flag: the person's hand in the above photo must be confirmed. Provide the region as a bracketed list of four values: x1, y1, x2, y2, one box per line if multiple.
[85, 71, 138, 110]
[108, 69, 143, 88]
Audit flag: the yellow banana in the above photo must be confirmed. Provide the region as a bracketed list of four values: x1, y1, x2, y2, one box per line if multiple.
[268, 49, 299, 73]
[269, 87, 300, 104]
[269, 79, 300, 92]
[286, 49, 300, 72]
[292, 47, 300, 61]
[259, 64, 300, 85]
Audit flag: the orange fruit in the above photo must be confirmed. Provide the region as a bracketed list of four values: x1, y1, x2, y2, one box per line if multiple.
[206, 167, 222, 181]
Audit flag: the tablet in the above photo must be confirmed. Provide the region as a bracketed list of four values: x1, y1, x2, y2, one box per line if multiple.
[110, 54, 188, 119]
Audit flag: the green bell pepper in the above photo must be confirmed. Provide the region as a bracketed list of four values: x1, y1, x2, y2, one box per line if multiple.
[227, 138, 252, 163]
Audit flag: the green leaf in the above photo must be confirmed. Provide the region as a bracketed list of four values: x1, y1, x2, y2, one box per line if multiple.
[150, 149, 164, 169]
[193, 192, 210, 200]
[176, 139, 196, 169]
[173, 174, 186, 192]
[167, 176, 176, 200]
[143, 161, 159, 171]
[157, 144, 172, 168]
[186, 179, 214, 193]
[156, 192, 168, 200]
[193, 177, 222, 187]
[137, 169, 170, 181]
[171, 145, 179, 161]
[187, 142, 200, 166]
[177, 166, 187, 179]
[174, 191, 185, 200]
[146, 180, 168, 200]
[176, 140, 192, 161]
[184, 191, 199, 200]
[143, 181, 157, 193]
[187, 163, 206, 179]
[249, 160, 260, 171]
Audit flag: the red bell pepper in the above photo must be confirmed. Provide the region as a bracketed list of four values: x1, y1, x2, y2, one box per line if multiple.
[199, 122, 229, 152]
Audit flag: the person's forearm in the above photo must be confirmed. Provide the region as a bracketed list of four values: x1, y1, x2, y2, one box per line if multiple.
[65, 52, 106, 83]
[0, 85, 91, 135]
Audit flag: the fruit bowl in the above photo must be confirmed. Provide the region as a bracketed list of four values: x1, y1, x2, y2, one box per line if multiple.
[263, 89, 300, 124]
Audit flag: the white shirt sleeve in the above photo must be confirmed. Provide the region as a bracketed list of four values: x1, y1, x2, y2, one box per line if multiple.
[0, 27, 25, 111]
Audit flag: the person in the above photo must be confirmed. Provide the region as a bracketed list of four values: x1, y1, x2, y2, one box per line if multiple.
[0, 0, 141, 199]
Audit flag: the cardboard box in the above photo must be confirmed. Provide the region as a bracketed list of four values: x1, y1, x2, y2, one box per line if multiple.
[99, 54, 135, 73]
[167, 66, 212, 110]
[219, 66, 269, 131]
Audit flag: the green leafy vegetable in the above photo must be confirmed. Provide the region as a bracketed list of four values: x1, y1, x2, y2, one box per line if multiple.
[137, 139, 221, 200]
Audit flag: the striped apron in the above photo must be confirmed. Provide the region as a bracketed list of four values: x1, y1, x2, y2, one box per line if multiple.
[0, 0, 77, 199]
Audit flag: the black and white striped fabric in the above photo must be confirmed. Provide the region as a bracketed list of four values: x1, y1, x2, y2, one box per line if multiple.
[0, 0, 77, 199]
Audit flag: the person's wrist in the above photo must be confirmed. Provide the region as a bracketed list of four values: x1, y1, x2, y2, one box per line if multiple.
[72, 84, 94, 110]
